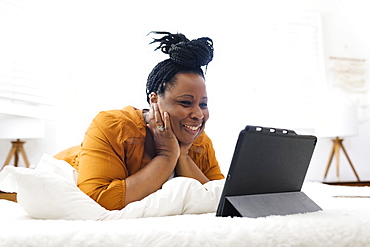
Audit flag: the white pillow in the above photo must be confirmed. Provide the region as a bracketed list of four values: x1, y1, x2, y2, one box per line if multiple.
[0, 155, 107, 220]
[0, 154, 224, 220]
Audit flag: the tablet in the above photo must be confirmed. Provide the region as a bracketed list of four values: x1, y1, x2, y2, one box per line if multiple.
[216, 125, 321, 218]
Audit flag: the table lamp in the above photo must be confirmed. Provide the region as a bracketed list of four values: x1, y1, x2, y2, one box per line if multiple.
[315, 90, 360, 182]
[0, 114, 45, 169]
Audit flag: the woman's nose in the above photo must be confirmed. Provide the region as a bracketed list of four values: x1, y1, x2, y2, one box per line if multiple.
[190, 106, 204, 120]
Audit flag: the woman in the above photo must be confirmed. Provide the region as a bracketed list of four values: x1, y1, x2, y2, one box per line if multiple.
[55, 32, 224, 210]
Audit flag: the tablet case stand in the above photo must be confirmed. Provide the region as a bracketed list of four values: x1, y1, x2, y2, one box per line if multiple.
[223, 191, 322, 218]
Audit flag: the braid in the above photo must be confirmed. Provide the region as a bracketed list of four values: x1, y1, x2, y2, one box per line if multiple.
[149, 31, 189, 54]
[146, 31, 214, 103]
[169, 37, 214, 67]
[146, 60, 178, 101]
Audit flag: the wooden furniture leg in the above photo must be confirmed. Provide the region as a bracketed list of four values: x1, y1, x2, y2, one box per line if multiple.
[1, 139, 30, 170]
[18, 143, 30, 168]
[323, 143, 336, 179]
[339, 141, 360, 181]
[323, 137, 360, 182]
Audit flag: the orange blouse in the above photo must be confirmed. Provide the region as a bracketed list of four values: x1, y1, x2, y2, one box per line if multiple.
[54, 106, 224, 210]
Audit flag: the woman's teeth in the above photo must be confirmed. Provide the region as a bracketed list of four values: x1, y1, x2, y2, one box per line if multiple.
[184, 125, 201, 131]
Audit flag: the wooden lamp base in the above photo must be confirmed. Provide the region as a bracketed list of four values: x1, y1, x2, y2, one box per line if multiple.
[323, 137, 360, 182]
[1, 139, 30, 170]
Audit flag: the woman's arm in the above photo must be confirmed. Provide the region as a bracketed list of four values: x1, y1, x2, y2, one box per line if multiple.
[125, 105, 181, 205]
[175, 144, 210, 184]
[175, 155, 210, 184]
[124, 154, 177, 205]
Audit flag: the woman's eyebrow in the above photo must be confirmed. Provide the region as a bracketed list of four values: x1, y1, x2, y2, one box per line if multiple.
[176, 95, 208, 100]
[177, 94, 194, 99]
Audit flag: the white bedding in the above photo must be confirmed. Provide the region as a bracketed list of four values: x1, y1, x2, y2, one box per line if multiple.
[0, 154, 224, 220]
[1, 155, 370, 246]
[1, 183, 370, 247]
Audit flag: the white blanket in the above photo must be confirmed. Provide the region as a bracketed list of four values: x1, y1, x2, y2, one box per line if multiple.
[0, 154, 225, 220]
[1, 182, 370, 247]
[2, 154, 370, 246]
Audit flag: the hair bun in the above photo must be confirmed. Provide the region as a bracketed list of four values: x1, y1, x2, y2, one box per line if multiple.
[149, 31, 214, 68]
[169, 37, 214, 68]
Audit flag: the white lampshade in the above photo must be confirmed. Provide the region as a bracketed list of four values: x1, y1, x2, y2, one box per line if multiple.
[0, 114, 45, 140]
[315, 89, 358, 138]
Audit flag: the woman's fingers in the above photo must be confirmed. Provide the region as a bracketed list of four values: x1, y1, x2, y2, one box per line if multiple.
[148, 103, 174, 136]
[153, 103, 161, 123]
[148, 103, 167, 134]
[148, 104, 160, 126]
[163, 111, 172, 133]
[148, 103, 155, 122]
[147, 105, 179, 158]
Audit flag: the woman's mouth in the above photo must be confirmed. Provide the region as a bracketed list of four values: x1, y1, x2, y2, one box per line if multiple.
[183, 124, 202, 133]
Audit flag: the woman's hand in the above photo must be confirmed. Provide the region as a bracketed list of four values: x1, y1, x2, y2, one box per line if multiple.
[147, 103, 209, 185]
[147, 103, 180, 160]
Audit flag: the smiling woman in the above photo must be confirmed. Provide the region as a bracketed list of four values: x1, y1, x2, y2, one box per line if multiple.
[54, 32, 224, 211]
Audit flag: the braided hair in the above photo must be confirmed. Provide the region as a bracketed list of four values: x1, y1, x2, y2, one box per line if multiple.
[146, 31, 214, 103]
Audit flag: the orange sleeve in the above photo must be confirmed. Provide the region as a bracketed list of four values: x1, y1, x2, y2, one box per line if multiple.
[77, 110, 131, 210]
[190, 132, 225, 180]
[53, 145, 81, 171]
[203, 137, 224, 180]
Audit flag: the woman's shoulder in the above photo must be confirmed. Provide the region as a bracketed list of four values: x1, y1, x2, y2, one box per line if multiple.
[94, 106, 143, 124]
[95, 105, 137, 117]
[92, 106, 146, 134]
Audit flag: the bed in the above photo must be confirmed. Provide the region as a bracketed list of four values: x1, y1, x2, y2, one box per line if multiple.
[1, 154, 370, 247]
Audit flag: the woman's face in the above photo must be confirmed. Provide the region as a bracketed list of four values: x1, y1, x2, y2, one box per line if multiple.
[156, 73, 209, 145]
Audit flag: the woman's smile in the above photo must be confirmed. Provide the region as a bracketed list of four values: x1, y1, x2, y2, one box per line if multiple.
[183, 124, 202, 133]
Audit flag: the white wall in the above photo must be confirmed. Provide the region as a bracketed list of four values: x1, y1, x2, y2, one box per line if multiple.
[1, 0, 370, 182]
[309, 0, 370, 182]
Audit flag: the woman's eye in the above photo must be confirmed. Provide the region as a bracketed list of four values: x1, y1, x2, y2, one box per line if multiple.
[200, 103, 208, 109]
[179, 101, 191, 106]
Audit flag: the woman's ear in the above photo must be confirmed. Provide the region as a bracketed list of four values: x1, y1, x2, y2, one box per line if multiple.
[149, 92, 158, 104]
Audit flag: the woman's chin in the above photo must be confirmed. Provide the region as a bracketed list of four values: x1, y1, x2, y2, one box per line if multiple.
[177, 128, 204, 145]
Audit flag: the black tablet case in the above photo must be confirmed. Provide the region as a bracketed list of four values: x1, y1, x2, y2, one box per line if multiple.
[216, 125, 322, 218]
